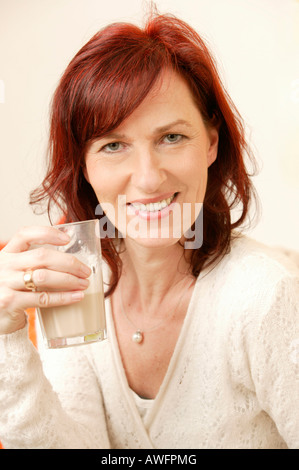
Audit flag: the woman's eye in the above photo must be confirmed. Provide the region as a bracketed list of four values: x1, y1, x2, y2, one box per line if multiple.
[101, 142, 122, 153]
[163, 134, 183, 144]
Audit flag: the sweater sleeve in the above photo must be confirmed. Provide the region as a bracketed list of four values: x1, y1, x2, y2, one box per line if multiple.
[0, 324, 110, 449]
[249, 274, 299, 448]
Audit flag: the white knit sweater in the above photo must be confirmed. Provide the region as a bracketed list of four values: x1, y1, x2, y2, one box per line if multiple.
[0, 235, 298, 449]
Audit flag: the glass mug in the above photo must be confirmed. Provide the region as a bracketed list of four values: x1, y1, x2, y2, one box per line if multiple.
[37, 219, 107, 348]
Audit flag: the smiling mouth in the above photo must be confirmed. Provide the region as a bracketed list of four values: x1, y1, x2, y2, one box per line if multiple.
[129, 192, 178, 213]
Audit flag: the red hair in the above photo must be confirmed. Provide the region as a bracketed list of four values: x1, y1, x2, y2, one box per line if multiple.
[30, 13, 257, 294]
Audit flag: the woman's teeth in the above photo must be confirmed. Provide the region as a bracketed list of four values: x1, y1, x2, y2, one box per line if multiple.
[131, 194, 176, 212]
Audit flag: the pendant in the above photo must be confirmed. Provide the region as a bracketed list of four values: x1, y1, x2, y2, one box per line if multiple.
[132, 330, 143, 344]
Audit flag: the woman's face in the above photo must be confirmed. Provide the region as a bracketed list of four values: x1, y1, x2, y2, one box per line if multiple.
[84, 69, 218, 249]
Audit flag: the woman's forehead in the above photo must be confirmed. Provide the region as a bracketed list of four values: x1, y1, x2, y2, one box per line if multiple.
[88, 70, 204, 146]
[116, 70, 198, 122]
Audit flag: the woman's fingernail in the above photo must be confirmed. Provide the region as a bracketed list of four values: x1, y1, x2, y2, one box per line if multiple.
[71, 291, 84, 301]
[58, 231, 70, 241]
[80, 265, 92, 277]
[79, 278, 89, 288]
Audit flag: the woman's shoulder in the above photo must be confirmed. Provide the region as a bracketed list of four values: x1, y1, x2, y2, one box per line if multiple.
[203, 233, 299, 300]
[197, 234, 299, 329]
[224, 233, 299, 279]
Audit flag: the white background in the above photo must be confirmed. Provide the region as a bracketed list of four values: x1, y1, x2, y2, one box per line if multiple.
[0, 0, 298, 250]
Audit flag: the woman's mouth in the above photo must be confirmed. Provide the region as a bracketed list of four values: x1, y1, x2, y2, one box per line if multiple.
[127, 192, 179, 220]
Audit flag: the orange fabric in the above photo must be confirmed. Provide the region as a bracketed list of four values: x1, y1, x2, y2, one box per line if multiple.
[27, 308, 37, 348]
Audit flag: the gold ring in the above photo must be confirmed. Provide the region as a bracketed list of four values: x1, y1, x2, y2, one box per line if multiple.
[23, 270, 36, 291]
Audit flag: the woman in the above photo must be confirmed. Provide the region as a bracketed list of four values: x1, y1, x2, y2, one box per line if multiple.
[0, 13, 298, 449]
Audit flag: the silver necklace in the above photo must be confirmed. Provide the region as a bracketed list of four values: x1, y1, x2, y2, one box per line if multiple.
[119, 277, 195, 344]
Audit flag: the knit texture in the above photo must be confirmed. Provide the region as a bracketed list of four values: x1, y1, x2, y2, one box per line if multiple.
[0, 235, 298, 448]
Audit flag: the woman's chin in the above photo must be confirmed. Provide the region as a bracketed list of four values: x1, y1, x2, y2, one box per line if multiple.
[124, 232, 183, 250]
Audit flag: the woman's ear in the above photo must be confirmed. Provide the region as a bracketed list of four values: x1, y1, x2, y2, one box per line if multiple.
[207, 127, 219, 167]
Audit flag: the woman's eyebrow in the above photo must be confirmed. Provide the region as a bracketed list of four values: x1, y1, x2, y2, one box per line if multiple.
[92, 119, 193, 144]
[153, 119, 193, 134]
[96, 132, 126, 141]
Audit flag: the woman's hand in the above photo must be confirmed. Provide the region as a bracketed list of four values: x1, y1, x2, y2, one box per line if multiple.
[0, 226, 91, 335]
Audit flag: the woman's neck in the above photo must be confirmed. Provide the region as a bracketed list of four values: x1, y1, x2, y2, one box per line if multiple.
[119, 239, 193, 314]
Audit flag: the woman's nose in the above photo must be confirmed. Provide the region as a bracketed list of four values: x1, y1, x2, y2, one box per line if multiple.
[131, 149, 167, 193]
